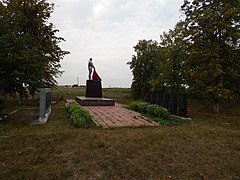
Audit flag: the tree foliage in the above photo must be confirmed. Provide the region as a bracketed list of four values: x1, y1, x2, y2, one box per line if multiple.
[152, 21, 187, 93]
[0, 0, 69, 101]
[129, 0, 240, 113]
[128, 23, 188, 98]
[181, 0, 240, 112]
[127, 40, 160, 98]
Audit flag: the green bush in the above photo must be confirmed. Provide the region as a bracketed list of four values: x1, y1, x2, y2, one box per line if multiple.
[137, 102, 149, 114]
[128, 101, 149, 114]
[128, 102, 169, 120]
[67, 103, 92, 128]
[153, 105, 169, 120]
[128, 101, 139, 111]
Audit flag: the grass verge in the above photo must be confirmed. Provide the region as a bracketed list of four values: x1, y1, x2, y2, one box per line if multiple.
[0, 87, 239, 179]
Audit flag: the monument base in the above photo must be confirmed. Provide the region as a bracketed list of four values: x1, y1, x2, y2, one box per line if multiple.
[85, 80, 102, 98]
[75, 96, 115, 106]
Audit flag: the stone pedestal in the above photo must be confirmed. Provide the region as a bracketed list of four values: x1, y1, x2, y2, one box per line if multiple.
[75, 96, 115, 106]
[75, 80, 115, 106]
[85, 80, 102, 98]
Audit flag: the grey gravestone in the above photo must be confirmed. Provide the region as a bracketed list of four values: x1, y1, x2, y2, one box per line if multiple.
[38, 88, 51, 124]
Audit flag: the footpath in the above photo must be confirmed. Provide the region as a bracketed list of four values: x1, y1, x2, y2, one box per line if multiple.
[82, 103, 159, 128]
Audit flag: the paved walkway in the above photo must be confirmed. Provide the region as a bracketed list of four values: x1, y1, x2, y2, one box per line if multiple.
[82, 103, 159, 128]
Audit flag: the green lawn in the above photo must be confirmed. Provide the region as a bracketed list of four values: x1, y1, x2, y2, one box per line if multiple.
[0, 87, 239, 179]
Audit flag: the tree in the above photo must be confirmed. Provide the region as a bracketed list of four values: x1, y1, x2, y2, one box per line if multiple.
[128, 24, 188, 99]
[151, 21, 187, 93]
[128, 40, 161, 99]
[181, 0, 240, 112]
[0, 0, 69, 102]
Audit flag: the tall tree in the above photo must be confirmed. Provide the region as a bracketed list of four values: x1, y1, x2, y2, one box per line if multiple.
[151, 21, 187, 93]
[0, 0, 69, 102]
[128, 40, 160, 99]
[181, 0, 240, 112]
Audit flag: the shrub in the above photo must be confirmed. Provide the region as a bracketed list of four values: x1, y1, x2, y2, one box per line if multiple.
[146, 104, 169, 119]
[146, 104, 156, 116]
[67, 103, 92, 128]
[128, 102, 149, 113]
[153, 105, 169, 120]
[128, 101, 140, 111]
[137, 102, 149, 114]
[128, 102, 170, 120]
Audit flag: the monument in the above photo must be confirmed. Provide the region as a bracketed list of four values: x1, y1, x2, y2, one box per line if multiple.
[85, 58, 102, 97]
[75, 58, 115, 106]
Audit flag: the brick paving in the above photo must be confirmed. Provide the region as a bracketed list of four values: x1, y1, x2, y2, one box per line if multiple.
[82, 103, 159, 128]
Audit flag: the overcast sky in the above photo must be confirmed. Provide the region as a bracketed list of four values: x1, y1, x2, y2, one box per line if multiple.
[50, 0, 184, 87]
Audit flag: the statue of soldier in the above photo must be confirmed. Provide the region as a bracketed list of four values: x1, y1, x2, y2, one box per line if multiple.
[88, 58, 95, 80]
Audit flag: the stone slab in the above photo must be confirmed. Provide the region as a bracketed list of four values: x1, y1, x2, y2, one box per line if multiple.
[75, 96, 115, 106]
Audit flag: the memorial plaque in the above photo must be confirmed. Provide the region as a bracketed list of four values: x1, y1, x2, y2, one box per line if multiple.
[150, 92, 156, 104]
[145, 91, 188, 117]
[178, 94, 187, 116]
[169, 94, 178, 115]
[155, 91, 162, 106]
[144, 92, 150, 103]
[162, 93, 169, 109]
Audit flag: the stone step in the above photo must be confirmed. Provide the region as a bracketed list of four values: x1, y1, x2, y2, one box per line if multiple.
[75, 96, 115, 106]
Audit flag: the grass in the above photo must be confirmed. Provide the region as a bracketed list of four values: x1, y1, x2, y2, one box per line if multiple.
[0, 87, 240, 179]
[51, 87, 133, 104]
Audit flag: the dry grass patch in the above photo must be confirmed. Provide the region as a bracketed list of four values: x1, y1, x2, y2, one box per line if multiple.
[1, 107, 240, 179]
[0, 88, 239, 179]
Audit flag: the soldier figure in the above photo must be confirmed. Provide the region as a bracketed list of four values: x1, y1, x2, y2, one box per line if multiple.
[88, 58, 95, 79]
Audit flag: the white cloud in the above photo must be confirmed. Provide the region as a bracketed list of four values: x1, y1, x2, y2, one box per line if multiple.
[50, 0, 184, 87]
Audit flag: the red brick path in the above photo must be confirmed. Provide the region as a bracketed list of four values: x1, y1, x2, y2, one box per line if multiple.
[82, 103, 159, 128]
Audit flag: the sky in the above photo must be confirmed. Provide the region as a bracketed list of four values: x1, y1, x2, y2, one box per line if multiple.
[50, 0, 184, 88]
